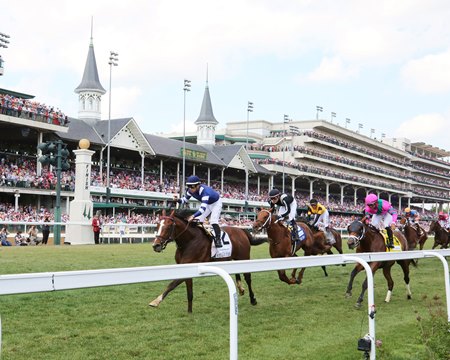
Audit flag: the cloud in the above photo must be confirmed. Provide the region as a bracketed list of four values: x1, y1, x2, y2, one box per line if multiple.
[401, 49, 450, 93]
[395, 113, 447, 145]
[304, 57, 359, 82]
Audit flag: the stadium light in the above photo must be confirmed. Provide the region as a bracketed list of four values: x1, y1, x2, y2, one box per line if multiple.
[316, 106, 323, 120]
[331, 112, 336, 123]
[106, 51, 119, 203]
[345, 118, 351, 128]
[370, 128, 375, 138]
[182, 79, 191, 193]
[0, 32, 11, 76]
[246, 101, 254, 149]
[358, 123, 363, 133]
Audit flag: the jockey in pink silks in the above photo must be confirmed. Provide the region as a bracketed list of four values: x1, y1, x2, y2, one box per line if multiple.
[364, 194, 398, 249]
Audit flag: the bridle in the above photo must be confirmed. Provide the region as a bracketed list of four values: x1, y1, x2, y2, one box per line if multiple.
[254, 209, 273, 231]
[348, 221, 366, 248]
[154, 215, 190, 250]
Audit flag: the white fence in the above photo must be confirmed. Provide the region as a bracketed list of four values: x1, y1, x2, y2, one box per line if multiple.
[0, 249, 449, 360]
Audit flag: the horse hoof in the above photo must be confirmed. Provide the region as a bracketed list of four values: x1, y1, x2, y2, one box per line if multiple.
[251, 299, 257, 306]
[296, 279, 302, 285]
[407, 295, 412, 300]
[354, 302, 362, 310]
[238, 289, 245, 296]
[148, 301, 158, 308]
[345, 292, 352, 298]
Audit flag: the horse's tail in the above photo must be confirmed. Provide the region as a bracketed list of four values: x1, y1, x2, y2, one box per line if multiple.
[244, 228, 267, 246]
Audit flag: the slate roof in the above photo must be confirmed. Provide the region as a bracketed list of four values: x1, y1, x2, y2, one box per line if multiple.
[195, 85, 218, 125]
[74, 41, 106, 94]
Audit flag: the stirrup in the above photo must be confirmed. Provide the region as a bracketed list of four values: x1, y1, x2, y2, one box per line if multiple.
[214, 238, 223, 248]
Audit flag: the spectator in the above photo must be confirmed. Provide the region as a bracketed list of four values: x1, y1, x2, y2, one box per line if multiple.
[92, 213, 102, 244]
[0, 227, 11, 246]
[41, 216, 50, 245]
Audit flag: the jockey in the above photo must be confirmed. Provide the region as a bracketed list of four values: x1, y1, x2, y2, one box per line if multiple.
[364, 194, 397, 249]
[307, 198, 332, 242]
[175, 175, 223, 248]
[268, 188, 299, 241]
[438, 212, 449, 232]
[404, 207, 424, 235]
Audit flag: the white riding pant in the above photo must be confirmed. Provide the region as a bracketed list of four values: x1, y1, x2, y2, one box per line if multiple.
[371, 213, 393, 230]
[195, 198, 223, 225]
[315, 212, 330, 230]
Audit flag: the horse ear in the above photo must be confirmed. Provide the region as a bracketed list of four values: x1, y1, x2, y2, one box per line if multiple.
[170, 210, 175, 217]
[162, 209, 166, 217]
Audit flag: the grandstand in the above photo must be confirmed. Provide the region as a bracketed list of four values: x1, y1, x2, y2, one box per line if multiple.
[1, 34, 449, 228]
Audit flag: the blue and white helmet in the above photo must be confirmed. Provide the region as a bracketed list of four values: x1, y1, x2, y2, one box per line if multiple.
[186, 175, 201, 186]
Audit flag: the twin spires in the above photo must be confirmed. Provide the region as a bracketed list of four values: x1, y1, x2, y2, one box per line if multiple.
[74, 19, 105, 126]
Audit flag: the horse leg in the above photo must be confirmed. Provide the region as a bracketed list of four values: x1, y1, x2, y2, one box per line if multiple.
[295, 268, 306, 285]
[278, 270, 296, 285]
[235, 274, 245, 296]
[321, 266, 328, 277]
[149, 278, 191, 311]
[243, 273, 257, 305]
[398, 260, 412, 300]
[345, 264, 363, 298]
[382, 265, 395, 303]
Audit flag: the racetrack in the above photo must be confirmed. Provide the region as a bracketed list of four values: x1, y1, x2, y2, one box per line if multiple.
[0, 242, 448, 359]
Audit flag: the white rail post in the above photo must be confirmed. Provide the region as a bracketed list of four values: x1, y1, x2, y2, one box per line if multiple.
[423, 251, 450, 322]
[198, 265, 238, 360]
[343, 255, 376, 360]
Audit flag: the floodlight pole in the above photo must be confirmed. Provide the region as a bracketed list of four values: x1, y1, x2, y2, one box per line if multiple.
[182, 79, 191, 194]
[107, 51, 119, 202]
[54, 140, 62, 245]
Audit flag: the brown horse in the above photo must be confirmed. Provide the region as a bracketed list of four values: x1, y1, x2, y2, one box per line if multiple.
[428, 221, 450, 249]
[252, 208, 331, 285]
[150, 209, 264, 313]
[346, 220, 412, 309]
[399, 217, 428, 250]
[307, 225, 344, 256]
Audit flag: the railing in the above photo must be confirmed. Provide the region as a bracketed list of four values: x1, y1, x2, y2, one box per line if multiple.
[0, 250, 449, 360]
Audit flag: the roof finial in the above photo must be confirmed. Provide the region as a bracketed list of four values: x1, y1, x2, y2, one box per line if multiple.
[206, 63, 209, 86]
[90, 16, 93, 45]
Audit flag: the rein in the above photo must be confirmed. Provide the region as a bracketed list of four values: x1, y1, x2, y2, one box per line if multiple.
[155, 215, 190, 249]
[348, 221, 366, 247]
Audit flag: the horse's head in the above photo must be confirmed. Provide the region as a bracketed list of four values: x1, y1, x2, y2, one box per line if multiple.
[252, 208, 273, 233]
[347, 220, 365, 250]
[399, 217, 406, 225]
[153, 210, 177, 252]
[428, 221, 437, 235]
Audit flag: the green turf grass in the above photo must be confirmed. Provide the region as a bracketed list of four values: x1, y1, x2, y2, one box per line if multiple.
[0, 242, 448, 359]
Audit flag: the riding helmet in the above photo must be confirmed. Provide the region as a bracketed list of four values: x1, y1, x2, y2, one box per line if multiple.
[404, 207, 411, 213]
[269, 188, 281, 198]
[365, 193, 378, 205]
[309, 198, 318, 205]
[186, 175, 201, 186]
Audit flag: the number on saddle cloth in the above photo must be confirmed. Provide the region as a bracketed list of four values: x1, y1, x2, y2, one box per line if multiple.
[289, 225, 306, 242]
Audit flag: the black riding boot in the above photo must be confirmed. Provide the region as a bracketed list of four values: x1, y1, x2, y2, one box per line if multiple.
[385, 227, 394, 248]
[212, 223, 222, 248]
[290, 220, 299, 242]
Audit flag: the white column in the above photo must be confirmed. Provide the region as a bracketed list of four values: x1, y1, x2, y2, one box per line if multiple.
[65, 148, 95, 245]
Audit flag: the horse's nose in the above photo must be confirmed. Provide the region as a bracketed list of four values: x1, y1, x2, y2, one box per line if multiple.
[153, 243, 162, 252]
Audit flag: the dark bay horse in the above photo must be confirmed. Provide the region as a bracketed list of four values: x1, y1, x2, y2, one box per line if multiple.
[252, 208, 331, 285]
[151, 209, 264, 313]
[346, 220, 412, 309]
[428, 221, 449, 249]
[399, 217, 428, 250]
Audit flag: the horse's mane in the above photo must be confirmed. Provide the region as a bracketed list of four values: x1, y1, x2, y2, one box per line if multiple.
[173, 209, 191, 223]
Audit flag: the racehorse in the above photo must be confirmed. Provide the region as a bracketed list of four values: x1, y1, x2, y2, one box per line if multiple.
[399, 217, 428, 250]
[150, 209, 264, 313]
[346, 220, 412, 309]
[306, 224, 344, 257]
[252, 208, 331, 285]
[428, 221, 449, 249]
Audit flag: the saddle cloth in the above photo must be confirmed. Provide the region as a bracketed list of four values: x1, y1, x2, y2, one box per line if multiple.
[381, 230, 402, 252]
[211, 230, 232, 259]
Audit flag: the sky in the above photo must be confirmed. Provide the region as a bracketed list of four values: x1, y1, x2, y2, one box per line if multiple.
[2, 0, 450, 151]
